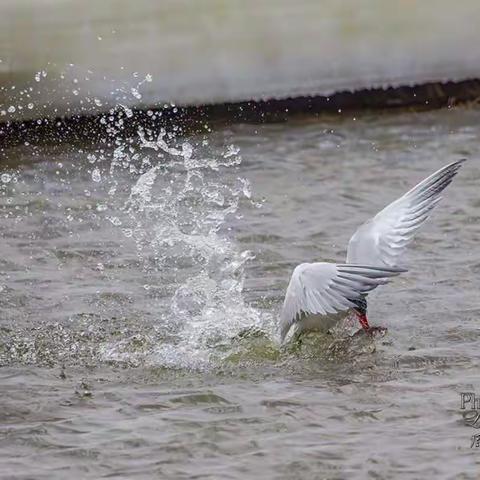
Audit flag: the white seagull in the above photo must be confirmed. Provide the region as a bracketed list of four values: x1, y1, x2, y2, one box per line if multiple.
[279, 159, 465, 343]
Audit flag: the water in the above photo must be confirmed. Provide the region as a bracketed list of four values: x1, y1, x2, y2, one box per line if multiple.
[1, 107, 480, 478]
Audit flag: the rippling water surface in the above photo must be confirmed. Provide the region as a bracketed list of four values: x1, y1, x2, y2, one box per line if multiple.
[1, 107, 480, 478]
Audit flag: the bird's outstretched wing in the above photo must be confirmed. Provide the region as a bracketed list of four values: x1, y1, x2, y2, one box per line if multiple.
[346, 159, 465, 267]
[279, 263, 406, 342]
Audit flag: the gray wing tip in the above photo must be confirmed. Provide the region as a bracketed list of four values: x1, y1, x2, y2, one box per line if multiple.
[445, 158, 466, 169]
[338, 264, 407, 274]
[405, 158, 465, 201]
[443, 158, 466, 176]
[382, 265, 408, 273]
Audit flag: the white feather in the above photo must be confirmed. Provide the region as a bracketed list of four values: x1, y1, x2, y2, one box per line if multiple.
[279, 160, 464, 343]
[279, 263, 405, 342]
[347, 160, 465, 266]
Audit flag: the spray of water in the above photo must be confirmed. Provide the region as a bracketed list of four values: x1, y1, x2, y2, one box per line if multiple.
[0, 69, 275, 370]
[96, 128, 271, 369]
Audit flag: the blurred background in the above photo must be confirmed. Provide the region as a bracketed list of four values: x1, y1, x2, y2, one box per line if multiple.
[1, 0, 480, 122]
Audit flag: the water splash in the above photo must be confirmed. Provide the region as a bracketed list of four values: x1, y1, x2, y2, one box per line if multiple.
[97, 127, 271, 369]
[0, 71, 273, 370]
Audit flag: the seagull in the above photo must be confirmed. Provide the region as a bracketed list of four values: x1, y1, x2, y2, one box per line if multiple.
[279, 159, 465, 343]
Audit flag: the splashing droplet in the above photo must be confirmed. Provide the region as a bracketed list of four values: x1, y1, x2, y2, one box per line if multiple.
[131, 88, 142, 100]
[224, 144, 240, 158]
[238, 178, 252, 199]
[107, 216, 122, 226]
[91, 168, 102, 183]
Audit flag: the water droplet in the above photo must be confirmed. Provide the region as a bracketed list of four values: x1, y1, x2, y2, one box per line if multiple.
[131, 88, 142, 100]
[239, 178, 252, 198]
[27, 103, 34, 109]
[91, 167, 101, 182]
[7, 106, 15, 113]
[107, 216, 122, 226]
[182, 142, 193, 161]
[145, 74, 152, 82]
[224, 144, 240, 158]
[1, 173, 12, 183]
[120, 105, 133, 118]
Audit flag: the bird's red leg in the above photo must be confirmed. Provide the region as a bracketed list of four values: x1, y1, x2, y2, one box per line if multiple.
[355, 312, 387, 337]
[356, 312, 370, 331]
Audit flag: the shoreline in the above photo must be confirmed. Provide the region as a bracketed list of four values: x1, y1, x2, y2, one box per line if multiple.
[1, 78, 480, 149]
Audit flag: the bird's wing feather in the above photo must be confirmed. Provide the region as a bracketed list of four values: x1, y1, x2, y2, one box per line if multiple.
[279, 263, 405, 342]
[346, 159, 465, 266]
